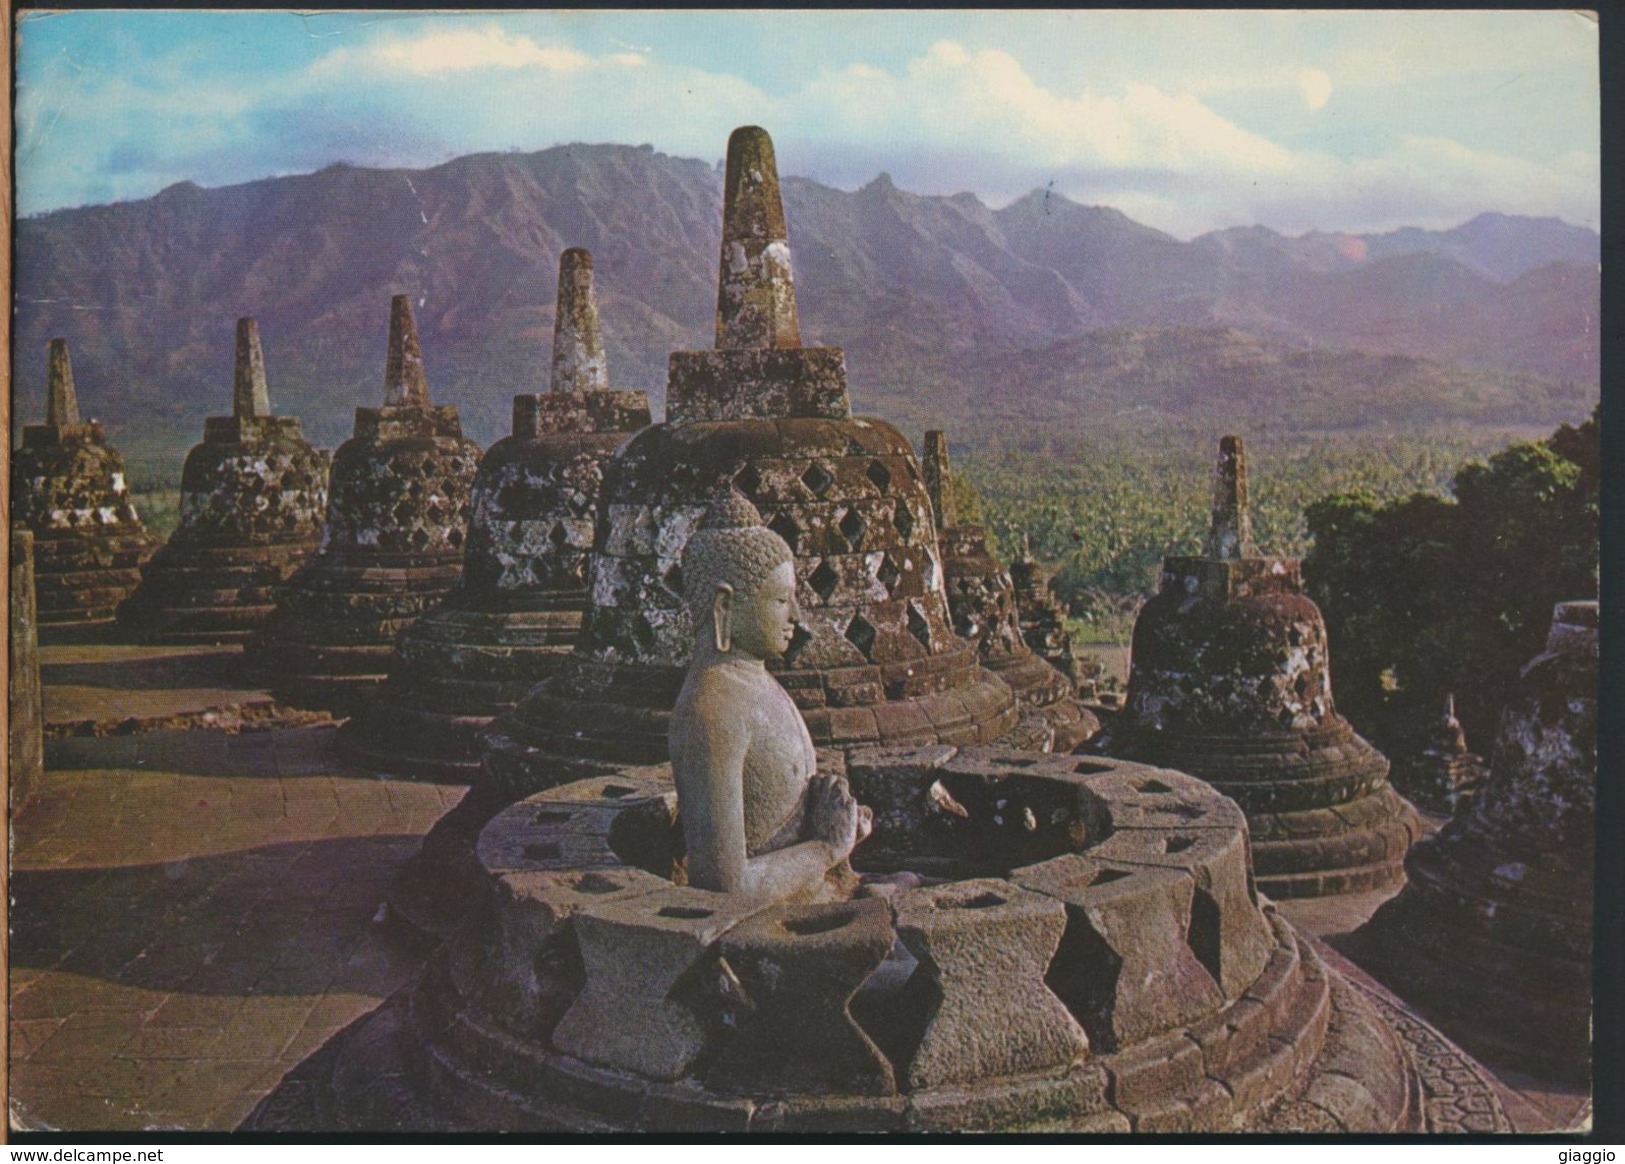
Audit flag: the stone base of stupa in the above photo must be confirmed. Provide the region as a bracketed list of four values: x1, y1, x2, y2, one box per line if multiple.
[32, 527, 154, 639]
[1119, 722, 1422, 898]
[243, 550, 465, 717]
[249, 751, 1510, 1134]
[1342, 816, 1591, 1082]
[336, 605, 584, 778]
[118, 540, 317, 644]
[983, 651, 1100, 752]
[479, 647, 1022, 800]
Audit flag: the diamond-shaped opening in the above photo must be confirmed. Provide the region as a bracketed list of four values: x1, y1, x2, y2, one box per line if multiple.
[893, 503, 916, 541]
[782, 622, 814, 665]
[844, 613, 878, 659]
[662, 562, 685, 597]
[838, 508, 868, 549]
[876, 554, 902, 596]
[907, 601, 932, 650]
[866, 461, 892, 493]
[733, 463, 762, 497]
[566, 493, 593, 519]
[809, 559, 840, 603]
[801, 462, 835, 498]
[548, 522, 569, 547]
[632, 615, 657, 652]
[768, 512, 801, 553]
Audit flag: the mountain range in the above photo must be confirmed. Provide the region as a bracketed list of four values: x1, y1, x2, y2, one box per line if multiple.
[12, 142, 1599, 458]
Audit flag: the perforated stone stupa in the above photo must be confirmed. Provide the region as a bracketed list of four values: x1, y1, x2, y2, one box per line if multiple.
[339, 250, 652, 777]
[382, 126, 1018, 942]
[480, 127, 1018, 790]
[1386, 694, 1488, 815]
[118, 318, 328, 643]
[258, 749, 1510, 1133]
[1009, 533, 1091, 695]
[242, 296, 481, 714]
[1348, 601, 1597, 1081]
[10, 339, 155, 636]
[1102, 437, 1421, 898]
[923, 431, 1097, 751]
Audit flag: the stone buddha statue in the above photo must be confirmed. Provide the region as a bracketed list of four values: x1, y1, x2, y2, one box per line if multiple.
[671, 492, 871, 899]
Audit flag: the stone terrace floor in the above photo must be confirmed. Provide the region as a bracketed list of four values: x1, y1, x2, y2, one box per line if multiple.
[5, 642, 1593, 1133]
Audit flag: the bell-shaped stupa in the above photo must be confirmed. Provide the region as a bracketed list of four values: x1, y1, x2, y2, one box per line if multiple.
[338, 250, 652, 777]
[242, 297, 481, 714]
[118, 319, 328, 642]
[1348, 601, 1597, 1080]
[383, 128, 1020, 940]
[1009, 533, 1092, 695]
[10, 339, 155, 637]
[1385, 693, 1488, 814]
[480, 126, 1019, 791]
[1102, 437, 1421, 898]
[923, 431, 1097, 751]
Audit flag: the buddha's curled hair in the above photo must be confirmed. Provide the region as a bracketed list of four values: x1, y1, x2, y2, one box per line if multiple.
[681, 490, 795, 620]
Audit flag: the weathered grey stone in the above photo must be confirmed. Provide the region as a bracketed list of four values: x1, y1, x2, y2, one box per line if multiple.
[671, 494, 869, 901]
[1008, 533, 1094, 695]
[482, 865, 669, 1035]
[552, 886, 766, 1080]
[1013, 853, 1224, 1049]
[1204, 434, 1253, 559]
[925, 431, 1098, 750]
[11, 338, 155, 634]
[119, 318, 328, 643]
[1087, 823, 1273, 999]
[340, 252, 650, 782]
[1351, 600, 1597, 1080]
[1103, 436, 1419, 898]
[242, 296, 481, 714]
[710, 898, 897, 1096]
[894, 877, 1087, 1088]
[714, 125, 800, 351]
[481, 126, 1018, 793]
[1388, 693, 1488, 813]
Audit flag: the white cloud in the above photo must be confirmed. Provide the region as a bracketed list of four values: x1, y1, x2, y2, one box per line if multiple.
[12, 14, 1599, 237]
[312, 26, 591, 77]
[1298, 68, 1332, 110]
[802, 41, 1296, 179]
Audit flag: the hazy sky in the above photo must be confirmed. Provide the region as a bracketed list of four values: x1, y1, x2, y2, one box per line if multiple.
[14, 9, 1600, 238]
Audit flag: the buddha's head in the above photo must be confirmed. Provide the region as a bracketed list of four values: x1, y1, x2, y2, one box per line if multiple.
[682, 491, 798, 659]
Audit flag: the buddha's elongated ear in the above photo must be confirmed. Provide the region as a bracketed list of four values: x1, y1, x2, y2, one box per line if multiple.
[712, 583, 734, 653]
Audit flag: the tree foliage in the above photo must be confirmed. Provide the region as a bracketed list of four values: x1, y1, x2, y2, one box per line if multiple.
[1302, 409, 1598, 754]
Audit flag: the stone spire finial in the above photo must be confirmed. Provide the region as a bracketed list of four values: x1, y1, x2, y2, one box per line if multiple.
[715, 126, 801, 350]
[1204, 435, 1254, 560]
[233, 317, 272, 419]
[46, 338, 81, 427]
[551, 248, 608, 395]
[383, 295, 431, 407]
[923, 430, 958, 531]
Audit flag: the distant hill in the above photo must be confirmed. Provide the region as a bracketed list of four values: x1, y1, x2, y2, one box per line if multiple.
[12, 143, 1599, 460]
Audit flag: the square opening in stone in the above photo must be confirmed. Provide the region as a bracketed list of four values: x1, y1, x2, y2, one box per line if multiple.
[893, 503, 916, 541]
[865, 461, 892, 493]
